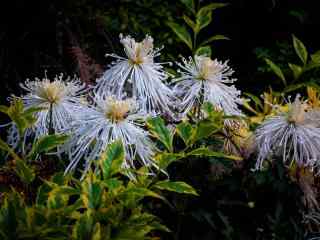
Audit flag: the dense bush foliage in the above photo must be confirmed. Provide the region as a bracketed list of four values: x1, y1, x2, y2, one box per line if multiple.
[2, 0, 320, 240]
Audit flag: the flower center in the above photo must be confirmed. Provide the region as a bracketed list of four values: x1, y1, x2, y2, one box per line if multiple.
[129, 43, 144, 65]
[197, 57, 220, 80]
[287, 101, 308, 124]
[37, 81, 65, 104]
[121, 35, 154, 66]
[105, 99, 131, 123]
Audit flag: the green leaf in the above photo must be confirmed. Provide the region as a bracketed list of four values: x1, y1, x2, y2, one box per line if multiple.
[113, 225, 154, 240]
[154, 153, 184, 169]
[196, 9, 212, 31]
[51, 172, 67, 185]
[193, 120, 221, 142]
[104, 178, 122, 191]
[202, 102, 216, 116]
[196, 3, 228, 18]
[167, 22, 193, 50]
[72, 212, 94, 240]
[83, 182, 103, 209]
[200, 35, 230, 46]
[264, 58, 287, 86]
[0, 105, 9, 114]
[187, 147, 243, 161]
[0, 138, 21, 161]
[288, 63, 303, 80]
[36, 183, 52, 206]
[147, 117, 173, 152]
[283, 83, 306, 93]
[195, 46, 212, 56]
[15, 159, 35, 184]
[292, 35, 308, 65]
[120, 187, 165, 201]
[176, 122, 194, 146]
[180, 0, 195, 13]
[304, 61, 320, 72]
[183, 15, 198, 33]
[55, 186, 80, 196]
[149, 221, 171, 233]
[22, 106, 44, 124]
[311, 50, 320, 63]
[0, 137, 13, 153]
[63, 198, 83, 216]
[6, 99, 29, 136]
[27, 134, 68, 160]
[153, 180, 198, 196]
[92, 223, 102, 240]
[243, 93, 263, 110]
[100, 140, 125, 178]
[0, 191, 25, 239]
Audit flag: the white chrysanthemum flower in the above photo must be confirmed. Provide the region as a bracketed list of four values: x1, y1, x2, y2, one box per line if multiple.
[7, 74, 87, 148]
[95, 34, 176, 118]
[173, 55, 242, 120]
[255, 96, 320, 171]
[64, 93, 156, 176]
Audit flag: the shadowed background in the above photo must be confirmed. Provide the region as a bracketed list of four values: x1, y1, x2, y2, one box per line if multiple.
[0, 0, 319, 100]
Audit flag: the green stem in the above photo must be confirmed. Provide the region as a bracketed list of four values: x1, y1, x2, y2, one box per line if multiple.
[196, 82, 205, 119]
[48, 103, 54, 135]
[193, 31, 197, 55]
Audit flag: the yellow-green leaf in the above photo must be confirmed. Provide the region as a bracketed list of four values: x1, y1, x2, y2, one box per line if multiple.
[120, 187, 165, 201]
[288, 63, 303, 80]
[167, 22, 193, 50]
[196, 3, 228, 18]
[183, 15, 198, 33]
[265, 58, 286, 86]
[15, 159, 35, 184]
[187, 147, 243, 161]
[195, 46, 212, 56]
[176, 122, 194, 146]
[154, 152, 184, 169]
[180, 0, 195, 13]
[27, 134, 68, 160]
[100, 140, 125, 178]
[147, 117, 173, 152]
[196, 9, 212, 31]
[153, 180, 198, 196]
[292, 35, 308, 65]
[0, 137, 21, 161]
[311, 50, 320, 63]
[200, 35, 230, 46]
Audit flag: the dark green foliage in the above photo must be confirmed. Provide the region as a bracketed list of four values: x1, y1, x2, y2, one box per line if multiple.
[0, 141, 198, 240]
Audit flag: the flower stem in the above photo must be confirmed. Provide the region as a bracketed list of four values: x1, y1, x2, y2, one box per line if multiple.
[48, 103, 54, 135]
[196, 82, 205, 118]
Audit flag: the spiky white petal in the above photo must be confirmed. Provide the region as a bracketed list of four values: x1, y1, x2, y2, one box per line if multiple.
[255, 96, 320, 171]
[95, 34, 176, 118]
[65, 93, 156, 176]
[173, 55, 242, 120]
[7, 74, 87, 148]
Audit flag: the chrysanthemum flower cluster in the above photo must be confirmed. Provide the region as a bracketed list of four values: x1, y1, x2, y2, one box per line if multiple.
[4, 33, 319, 178]
[0, 34, 243, 177]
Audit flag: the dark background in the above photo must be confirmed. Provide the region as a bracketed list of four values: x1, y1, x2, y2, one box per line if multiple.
[0, 0, 319, 102]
